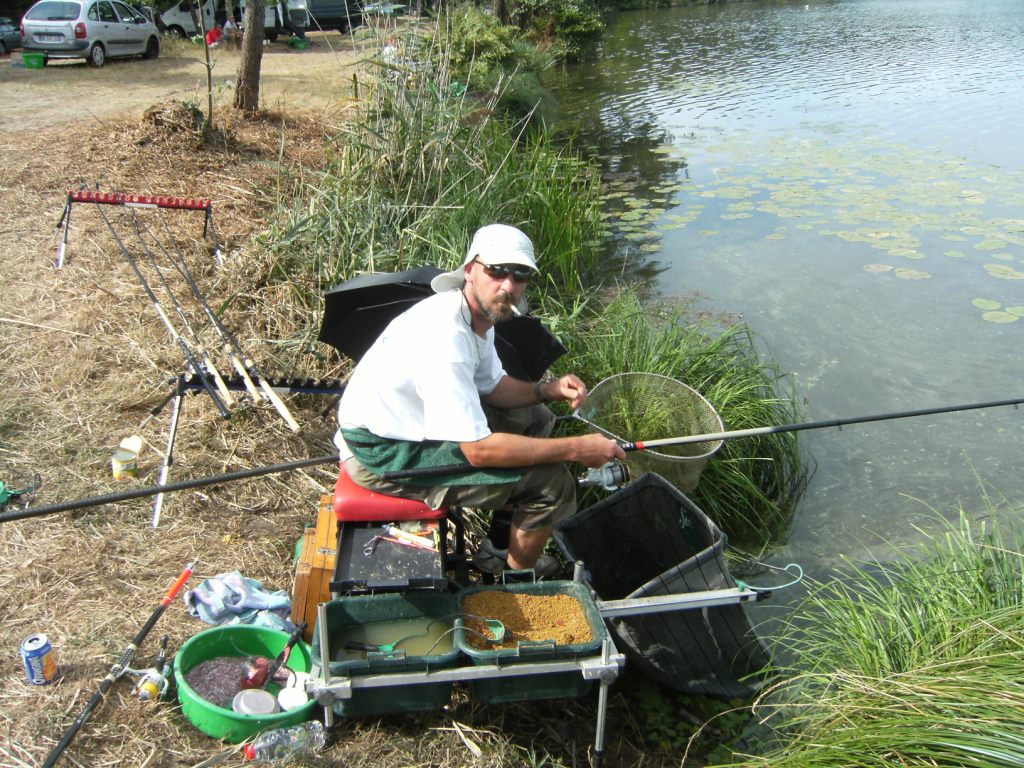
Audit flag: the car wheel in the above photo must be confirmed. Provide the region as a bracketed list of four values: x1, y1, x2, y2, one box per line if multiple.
[166, 25, 186, 38]
[143, 36, 159, 59]
[0, 41, 7, 56]
[88, 42, 106, 67]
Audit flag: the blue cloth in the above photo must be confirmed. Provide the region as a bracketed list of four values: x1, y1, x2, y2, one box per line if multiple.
[183, 571, 296, 632]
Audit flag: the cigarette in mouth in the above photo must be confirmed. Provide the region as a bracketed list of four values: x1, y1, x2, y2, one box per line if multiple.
[509, 304, 522, 317]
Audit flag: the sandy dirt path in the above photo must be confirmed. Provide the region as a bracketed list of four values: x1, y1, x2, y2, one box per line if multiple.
[0, 32, 372, 134]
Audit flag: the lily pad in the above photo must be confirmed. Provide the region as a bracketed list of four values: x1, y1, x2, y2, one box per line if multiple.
[984, 264, 1024, 280]
[943, 250, 966, 258]
[864, 264, 894, 273]
[1006, 306, 1024, 317]
[981, 311, 1020, 324]
[972, 298, 1001, 310]
[894, 268, 931, 280]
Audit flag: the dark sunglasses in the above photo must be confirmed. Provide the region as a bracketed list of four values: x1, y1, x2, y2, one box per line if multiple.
[479, 262, 535, 284]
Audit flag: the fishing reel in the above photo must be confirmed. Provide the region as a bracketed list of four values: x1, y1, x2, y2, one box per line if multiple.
[127, 634, 172, 702]
[578, 460, 630, 491]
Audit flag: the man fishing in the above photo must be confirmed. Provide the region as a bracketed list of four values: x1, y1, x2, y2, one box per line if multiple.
[335, 223, 624, 577]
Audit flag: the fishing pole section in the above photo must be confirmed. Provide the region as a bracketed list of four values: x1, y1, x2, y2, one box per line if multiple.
[41, 560, 196, 768]
[576, 390, 1024, 490]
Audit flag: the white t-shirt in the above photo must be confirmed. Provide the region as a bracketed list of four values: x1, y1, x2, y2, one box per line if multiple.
[334, 290, 505, 458]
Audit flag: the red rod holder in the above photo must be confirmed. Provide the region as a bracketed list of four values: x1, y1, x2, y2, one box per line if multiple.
[67, 190, 211, 210]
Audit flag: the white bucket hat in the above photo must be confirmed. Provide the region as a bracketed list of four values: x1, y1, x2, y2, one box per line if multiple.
[430, 224, 538, 295]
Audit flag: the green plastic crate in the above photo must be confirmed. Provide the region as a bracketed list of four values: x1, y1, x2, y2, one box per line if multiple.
[455, 580, 607, 704]
[311, 591, 459, 717]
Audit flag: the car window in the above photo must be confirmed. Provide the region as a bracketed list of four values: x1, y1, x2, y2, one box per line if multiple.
[24, 1, 82, 21]
[88, 3, 98, 19]
[111, 1, 140, 22]
[96, 0, 117, 21]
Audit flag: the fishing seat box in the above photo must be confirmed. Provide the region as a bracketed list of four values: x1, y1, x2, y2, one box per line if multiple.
[330, 465, 467, 594]
[292, 494, 338, 642]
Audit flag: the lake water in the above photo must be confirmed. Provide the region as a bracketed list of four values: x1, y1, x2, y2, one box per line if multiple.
[549, 0, 1024, 584]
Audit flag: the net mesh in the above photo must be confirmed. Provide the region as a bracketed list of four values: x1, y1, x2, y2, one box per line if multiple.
[577, 373, 724, 492]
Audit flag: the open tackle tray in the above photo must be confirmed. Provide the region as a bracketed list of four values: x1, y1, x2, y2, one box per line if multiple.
[331, 521, 449, 594]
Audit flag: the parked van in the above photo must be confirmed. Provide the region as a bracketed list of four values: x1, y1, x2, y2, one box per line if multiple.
[157, 0, 280, 39]
[301, 0, 361, 34]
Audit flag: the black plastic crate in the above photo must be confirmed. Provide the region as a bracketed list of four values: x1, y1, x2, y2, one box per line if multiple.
[553, 473, 771, 699]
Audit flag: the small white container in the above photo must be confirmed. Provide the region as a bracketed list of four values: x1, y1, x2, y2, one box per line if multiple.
[232, 688, 279, 716]
[277, 686, 309, 711]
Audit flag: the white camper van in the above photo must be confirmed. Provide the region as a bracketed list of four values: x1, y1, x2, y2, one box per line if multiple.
[158, 0, 281, 39]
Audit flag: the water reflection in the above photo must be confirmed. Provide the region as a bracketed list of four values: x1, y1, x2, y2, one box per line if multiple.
[550, 0, 1024, 577]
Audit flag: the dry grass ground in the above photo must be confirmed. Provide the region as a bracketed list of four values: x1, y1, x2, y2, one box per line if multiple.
[0, 28, 678, 768]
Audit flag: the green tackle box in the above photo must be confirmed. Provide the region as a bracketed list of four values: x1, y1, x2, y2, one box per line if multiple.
[311, 590, 459, 717]
[455, 580, 607, 704]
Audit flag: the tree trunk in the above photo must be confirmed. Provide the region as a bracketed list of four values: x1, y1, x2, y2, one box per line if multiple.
[233, 2, 265, 115]
[494, 0, 509, 25]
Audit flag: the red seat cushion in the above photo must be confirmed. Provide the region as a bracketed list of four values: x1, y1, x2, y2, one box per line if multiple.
[333, 465, 446, 522]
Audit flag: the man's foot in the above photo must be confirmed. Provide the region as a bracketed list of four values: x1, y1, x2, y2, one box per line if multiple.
[472, 539, 561, 579]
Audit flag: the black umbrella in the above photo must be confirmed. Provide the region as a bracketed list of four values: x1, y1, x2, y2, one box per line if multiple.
[318, 266, 566, 381]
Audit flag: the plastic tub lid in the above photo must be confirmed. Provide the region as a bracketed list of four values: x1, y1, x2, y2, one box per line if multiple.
[232, 689, 279, 716]
[277, 686, 309, 711]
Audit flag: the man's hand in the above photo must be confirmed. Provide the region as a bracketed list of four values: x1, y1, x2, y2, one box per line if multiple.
[546, 374, 590, 411]
[572, 432, 626, 468]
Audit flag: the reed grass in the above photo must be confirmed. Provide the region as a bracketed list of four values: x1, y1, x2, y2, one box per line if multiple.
[708, 512, 1024, 767]
[265, 20, 601, 292]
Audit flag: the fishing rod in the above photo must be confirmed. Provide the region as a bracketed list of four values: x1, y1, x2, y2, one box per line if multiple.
[0, 453, 339, 524]
[97, 206, 231, 419]
[141, 212, 262, 406]
[377, 394, 1024, 481]
[150, 211, 302, 433]
[127, 212, 235, 408]
[617, 394, 1024, 451]
[42, 560, 195, 768]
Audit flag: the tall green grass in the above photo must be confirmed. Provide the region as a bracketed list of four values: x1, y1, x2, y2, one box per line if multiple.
[710, 513, 1024, 767]
[266, 20, 601, 299]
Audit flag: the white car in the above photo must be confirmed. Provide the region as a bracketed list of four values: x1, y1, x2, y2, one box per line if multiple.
[21, 0, 160, 67]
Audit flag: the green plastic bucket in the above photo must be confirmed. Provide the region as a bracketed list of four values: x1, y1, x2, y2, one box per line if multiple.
[173, 625, 317, 742]
[23, 53, 45, 69]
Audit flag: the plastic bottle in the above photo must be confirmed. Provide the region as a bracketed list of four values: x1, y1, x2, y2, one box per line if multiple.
[243, 720, 326, 762]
